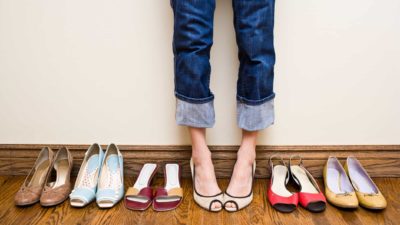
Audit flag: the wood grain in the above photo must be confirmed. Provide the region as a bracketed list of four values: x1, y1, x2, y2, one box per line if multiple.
[0, 176, 398, 225]
[0, 144, 399, 178]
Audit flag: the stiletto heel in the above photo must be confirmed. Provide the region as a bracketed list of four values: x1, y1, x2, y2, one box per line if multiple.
[190, 158, 223, 212]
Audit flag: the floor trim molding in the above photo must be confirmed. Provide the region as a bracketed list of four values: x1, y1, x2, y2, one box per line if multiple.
[1, 144, 399, 178]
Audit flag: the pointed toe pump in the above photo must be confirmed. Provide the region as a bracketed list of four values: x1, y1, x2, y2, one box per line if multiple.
[223, 162, 256, 212]
[323, 157, 358, 209]
[289, 155, 326, 212]
[70, 143, 104, 207]
[124, 163, 158, 211]
[267, 155, 298, 213]
[344, 156, 387, 210]
[15, 147, 54, 206]
[40, 147, 73, 207]
[96, 143, 124, 208]
[190, 158, 224, 212]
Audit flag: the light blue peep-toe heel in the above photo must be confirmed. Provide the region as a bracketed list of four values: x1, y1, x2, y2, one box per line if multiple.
[70, 143, 104, 207]
[96, 143, 124, 208]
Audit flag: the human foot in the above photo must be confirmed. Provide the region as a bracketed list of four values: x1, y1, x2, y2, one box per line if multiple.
[192, 149, 223, 210]
[225, 147, 256, 209]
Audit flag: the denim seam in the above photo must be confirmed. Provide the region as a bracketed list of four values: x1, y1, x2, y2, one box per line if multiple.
[175, 92, 214, 104]
[236, 93, 275, 106]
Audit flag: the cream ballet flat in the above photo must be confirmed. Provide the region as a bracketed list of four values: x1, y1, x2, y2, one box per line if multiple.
[223, 162, 256, 212]
[190, 158, 224, 212]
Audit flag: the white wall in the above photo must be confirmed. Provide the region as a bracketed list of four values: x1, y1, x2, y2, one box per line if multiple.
[0, 0, 399, 145]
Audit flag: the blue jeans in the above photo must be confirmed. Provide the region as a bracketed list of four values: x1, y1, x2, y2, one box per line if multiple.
[171, 0, 275, 131]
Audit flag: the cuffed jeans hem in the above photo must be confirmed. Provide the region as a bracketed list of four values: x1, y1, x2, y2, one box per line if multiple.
[175, 92, 214, 104]
[175, 99, 215, 128]
[236, 93, 275, 106]
[237, 99, 275, 131]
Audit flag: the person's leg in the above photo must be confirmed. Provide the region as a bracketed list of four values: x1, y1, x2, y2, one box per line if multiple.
[189, 127, 222, 209]
[234, 0, 276, 131]
[226, 130, 257, 197]
[172, 0, 216, 129]
[226, 0, 276, 207]
[171, 0, 222, 209]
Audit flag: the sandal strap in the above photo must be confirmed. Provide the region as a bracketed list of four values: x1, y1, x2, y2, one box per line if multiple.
[125, 187, 140, 196]
[289, 155, 303, 167]
[167, 187, 183, 197]
[269, 154, 286, 168]
[125, 187, 153, 200]
[155, 187, 183, 199]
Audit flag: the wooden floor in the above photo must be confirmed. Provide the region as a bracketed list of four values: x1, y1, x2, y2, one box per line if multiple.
[0, 176, 399, 225]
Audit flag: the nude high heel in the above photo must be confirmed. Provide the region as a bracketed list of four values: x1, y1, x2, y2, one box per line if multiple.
[15, 147, 54, 206]
[190, 158, 224, 212]
[223, 161, 256, 212]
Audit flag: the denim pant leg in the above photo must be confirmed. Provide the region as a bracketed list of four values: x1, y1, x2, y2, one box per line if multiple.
[233, 0, 276, 131]
[171, 0, 216, 128]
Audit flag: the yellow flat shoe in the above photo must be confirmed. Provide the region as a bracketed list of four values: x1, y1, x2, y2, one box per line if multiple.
[323, 157, 358, 209]
[344, 156, 387, 210]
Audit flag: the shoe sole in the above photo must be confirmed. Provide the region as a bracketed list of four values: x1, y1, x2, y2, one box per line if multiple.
[40, 196, 69, 207]
[272, 204, 297, 213]
[305, 202, 326, 212]
[15, 200, 39, 207]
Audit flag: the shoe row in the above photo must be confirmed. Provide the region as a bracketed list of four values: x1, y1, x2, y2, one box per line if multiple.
[15, 146, 387, 212]
[15, 143, 124, 208]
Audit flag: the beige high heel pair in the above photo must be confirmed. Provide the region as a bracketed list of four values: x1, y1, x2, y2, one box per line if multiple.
[190, 158, 255, 212]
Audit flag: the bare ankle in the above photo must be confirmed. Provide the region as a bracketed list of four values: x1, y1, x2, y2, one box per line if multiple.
[192, 147, 212, 165]
[237, 148, 256, 165]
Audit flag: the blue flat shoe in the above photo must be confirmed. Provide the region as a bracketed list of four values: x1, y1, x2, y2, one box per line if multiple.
[70, 143, 104, 207]
[96, 143, 124, 208]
